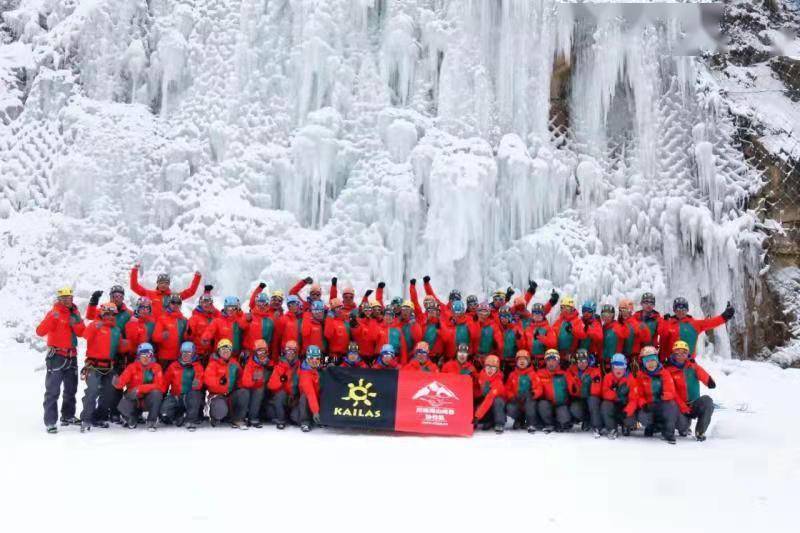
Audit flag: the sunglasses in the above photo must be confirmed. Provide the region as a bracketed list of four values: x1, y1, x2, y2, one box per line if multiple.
[416, 350, 429, 355]
[310, 291, 321, 297]
[642, 355, 658, 364]
[485, 364, 498, 369]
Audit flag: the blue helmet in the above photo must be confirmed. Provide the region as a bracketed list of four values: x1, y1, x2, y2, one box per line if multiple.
[305, 345, 322, 358]
[223, 296, 240, 307]
[311, 300, 325, 312]
[610, 353, 627, 368]
[287, 295, 301, 305]
[581, 300, 596, 314]
[380, 344, 395, 356]
[451, 300, 466, 314]
[255, 292, 269, 304]
[137, 342, 154, 355]
[180, 341, 195, 354]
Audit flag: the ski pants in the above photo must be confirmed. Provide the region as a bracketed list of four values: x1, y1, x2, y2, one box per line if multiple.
[638, 400, 679, 439]
[242, 387, 267, 422]
[208, 389, 248, 423]
[677, 395, 714, 436]
[290, 394, 312, 425]
[160, 391, 204, 424]
[79, 367, 114, 425]
[600, 400, 637, 431]
[118, 390, 163, 423]
[479, 398, 507, 428]
[537, 399, 572, 429]
[570, 396, 602, 430]
[506, 397, 540, 428]
[43, 354, 78, 427]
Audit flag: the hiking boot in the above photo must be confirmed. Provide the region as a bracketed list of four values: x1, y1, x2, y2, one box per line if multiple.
[644, 426, 654, 437]
[46, 425, 58, 434]
[186, 423, 197, 432]
[146, 421, 157, 432]
[231, 420, 249, 430]
[300, 423, 311, 432]
[250, 420, 263, 429]
[665, 435, 677, 445]
[593, 428, 601, 438]
[493, 424, 504, 434]
[92, 420, 110, 429]
[174, 414, 186, 427]
[526, 425, 536, 434]
[60, 416, 80, 426]
[210, 418, 219, 427]
[542, 426, 554, 434]
[607, 429, 618, 440]
[80, 423, 91, 433]
[695, 432, 706, 442]
[276, 422, 286, 430]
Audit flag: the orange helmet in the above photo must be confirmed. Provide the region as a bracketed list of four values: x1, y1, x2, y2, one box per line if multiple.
[515, 350, 531, 361]
[618, 298, 634, 311]
[484, 355, 500, 368]
[253, 339, 268, 352]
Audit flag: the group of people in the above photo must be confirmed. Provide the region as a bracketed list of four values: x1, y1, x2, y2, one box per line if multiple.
[36, 266, 733, 443]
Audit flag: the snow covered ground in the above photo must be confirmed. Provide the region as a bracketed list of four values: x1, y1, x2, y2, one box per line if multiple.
[2, 334, 796, 532]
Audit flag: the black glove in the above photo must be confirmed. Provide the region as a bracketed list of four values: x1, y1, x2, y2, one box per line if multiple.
[303, 277, 313, 285]
[219, 376, 227, 386]
[533, 330, 540, 341]
[663, 313, 673, 320]
[410, 278, 416, 285]
[721, 302, 734, 321]
[549, 290, 559, 306]
[564, 322, 572, 334]
[89, 291, 103, 306]
[527, 279, 537, 294]
[515, 331, 522, 340]
[331, 277, 337, 286]
[707, 377, 716, 389]
[364, 289, 373, 298]
[312, 413, 321, 425]
[358, 310, 366, 319]
[258, 282, 267, 289]
[505, 287, 515, 301]
[377, 281, 386, 289]
[350, 316, 358, 328]
[280, 375, 287, 383]
[610, 382, 618, 391]
[423, 275, 431, 284]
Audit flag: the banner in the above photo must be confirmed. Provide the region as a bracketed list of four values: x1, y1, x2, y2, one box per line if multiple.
[320, 367, 473, 436]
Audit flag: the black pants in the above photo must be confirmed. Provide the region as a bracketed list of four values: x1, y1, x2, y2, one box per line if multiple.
[537, 400, 572, 429]
[677, 395, 714, 436]
[208, 390, 248, 423]
[479, 398, 507, 428]
[160, 391, 204, 424]
[506, 397, 539, 428]
[43, 354, 78, 427]
[79, 368, 114, 425]
[118, 391, 163, 423]
[290, 395, 312, 425]
[638, 400, 679, 439]
[570, 396, 602, 430]
[242, 388, 267, 422]
[600, 400, 636, 431]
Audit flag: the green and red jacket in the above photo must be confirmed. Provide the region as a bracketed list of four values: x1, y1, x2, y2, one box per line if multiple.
[475, 369, 506, 419]
[499, 321, 526, 361]
[161, 360, 204, 397]
[86, 302, 132, 332]
[552, 310, 587, 359]
[666, 360, 713, 406]
[505, 367, 543, 403]
[601, 372, 640, 417]
[524, 319, 557, 361]
[660, 315, 727, 360]
[600, 320, 630, 366]
[567, 364, 602, 399]
[115, 360, 163, 398]
[153, 308, 188, 362]
[441, 314, 479, 360]
[188, 306, 220, 356]
[403, 359, 439, 372]
[475, 318, 503, 357]
[246, 308, 281, 356]
[129, 267, 201, 318]
[536, 367, 576, 406]
[36, 302, 85, 352]
[622, 316, 652, 360]
[578, 317, 603, 356]
[125, 315, 156, 356]
[201, 310, 249, 355]
[636, 366, 688, 412]
[83, 318, 127, 362]
[267, 357, 300, 396]
[204, 356, 242, 396]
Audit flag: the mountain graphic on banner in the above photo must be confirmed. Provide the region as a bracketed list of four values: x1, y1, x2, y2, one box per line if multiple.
[412, 381, 460, 407]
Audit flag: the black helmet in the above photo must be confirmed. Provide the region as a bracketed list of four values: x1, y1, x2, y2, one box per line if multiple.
[466, 295, 478, 306]
[169, 294, 182, 305]
[109, 285, 125, 295]
[641, 292, 655, 304]
[449, 289, 462, 301]
[672, 297, 689, 311]
[600, 304, 615, 314]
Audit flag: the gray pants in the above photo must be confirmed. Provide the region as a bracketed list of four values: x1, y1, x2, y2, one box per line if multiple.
[160, 391, 204, 424]
[570, 396, 602, 430]
[537, 399, 572, 429]
[118, 390, 163, 423]
[208, 389, 248, 423]
[269, 390, 292, 424]
[478, 397, 507, 428]
[79, 368, 114, 425]
[638, 400, 679, 439]
[43, 354, 78, 427]
[244, 388, 267, 422]
[290, 394, 311, 425]
[677, 395, 714, 436]
[600, 400, 637, 431]
[506, 397, 540, 428]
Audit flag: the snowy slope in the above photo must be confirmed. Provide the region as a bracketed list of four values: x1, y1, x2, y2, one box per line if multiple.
[1, 0, 798, 361]
[1, 338, 796, 532]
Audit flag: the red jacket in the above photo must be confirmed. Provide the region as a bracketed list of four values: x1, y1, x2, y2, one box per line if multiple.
[567, 365, 602, 398]
[245, 309, 282, 356]
[83, 318, 128, 362]
[204, 356, 242, 395]
[298, 363, 321, 414]
[374, 319, 411, 364]
[441, 315, 480, 359]
[240, 358, 270, 390]
[36, 302, 85, 352]
[659, 315, 727, 360]
[351, 317, 377, 358]
[600, 320, 630, 365]
[536, 367, 576, 405]
[622, 316, 652, 360]
[666, 361, 713, 408]
[129, 267, 201, 318]
[403, 359, 439, 372]
[153, 309, 188, 362]
[633, 310, 667, 356]
[636, 367, 687, 412]
[475, 318, 503, 357]
[475, 369, 506, 419]
[201, 311, 249, 354]
[372, 357, 399, 370]
[505, 367, 543, 402]
[578, 317, 603, 356]
[188, 306, 220, 356]
[417, 315, 447, 359]
[300, 316, 326, 354]
[161, 361, 204, 396]
[340, 359, 369, 369]
[279, 312, 304, 351]
[124, 315, 156, 356]
[267, 358, 301, 396]
[115, 361, 163, 397]
[601, 372, 640, 417]
[552, 311, 587, 358]
[324, 315, 351, 354]
[524, 319, 557, 359]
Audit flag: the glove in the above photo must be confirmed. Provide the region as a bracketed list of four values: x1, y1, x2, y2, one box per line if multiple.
[610, 382, 618, 391]
[707, 377, 716, 389]
[312, 413, 321, 425]
[280, 375, 287, 383]
[303, 277, 313, 285]
[89, 290, 103, 306]
[564, 322, 572, 334]
[219, 375, 228, 386]
[533, 330, 540, 341]
[350, 316, 358, 328]
[505, 286, 515, 301]
[258, 282, 267, 289]
[377, 281, 386, 289]
[515, 331, 522, 340]
[331, 276, 337, 286]
[663, 313, 673, 320]
[124, 388, 138, 400]
[549, 290, 559, 306]
[721, 301, 735, 321]
[364, 289, 373, 298]
[527, 279, 537, 294]
[423, 275, 431, 284]
[410, 278, 416, 285]
[204, 284, 214, 292]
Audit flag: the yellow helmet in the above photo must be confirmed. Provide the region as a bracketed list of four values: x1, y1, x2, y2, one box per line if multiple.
[672, 340, 690, 353]
[271, 290, 284, 299]
[217, 338, 233, 350]
[56, 287, 73, 297]
[560, 296, 575, 308]
[402, 300, 413, 308]
[544, 349, 560, 360]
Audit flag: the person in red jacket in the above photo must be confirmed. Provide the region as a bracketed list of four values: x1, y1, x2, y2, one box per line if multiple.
[412, 291, 447, 363]
[474, 355, 506, 433]
[267, 340, 301, 429]
[398, 300, 422, 357]
[636, 346, 684, 444]
[536, 349, 575, 433]
[403, 342, 438, 372]
[295, 345, 323, 432]
[599, 304, 630, 372]
[79, 303, 129, 432]
[36, 287, 85, 432]
[324, 299, 352, 364]
[567, 349, 603, 436]
[329, 277, 360, 314]
[504, 350, 543, 432]
[301, 300, 327, 358]
[204, 339, 249, 429]
[153, 294, 189, 368]
[372, 344, 399, 370]
[666, 341, 717, 441]
[618, 298, 652, 362]
[374, 305, 412, 364]
[129, 263, 202, 318]
[421, 275, 460, 323]
[442, 300, 478, 360]
[577, 301, 603, 359]
[351, 305, 377, 362]
[552, 297, 586, 366]
[633, 292, 666, 354]
[288, 277, 324, 312]
[474, 302, 502, 359]
[280, 295, 305, 353]
[201, 296, 250, 360]
[239, 339, 271, 428]
[188, 293, 220, 363]
[245, 292, 281, 359]
[525, 303, 557, 369]
[659, 297, 733, 361]
[498, 306, 526, 374]
[600, 353, 640, 439]
[160, 341, 204, 431]
[339, 342, 369, 368]
[125, 297, 157, 367]
[114, 342, 164, 431]
[442, 343, 478, 379]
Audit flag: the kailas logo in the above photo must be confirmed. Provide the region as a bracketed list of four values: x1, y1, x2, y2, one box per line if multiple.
[412, 381, 459, 407]
[334, 378, 382, 418]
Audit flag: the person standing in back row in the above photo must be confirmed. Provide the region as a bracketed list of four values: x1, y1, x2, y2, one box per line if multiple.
[129, 263, 202, 318]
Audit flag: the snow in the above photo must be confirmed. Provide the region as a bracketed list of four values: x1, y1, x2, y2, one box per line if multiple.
[1, 337, 797, 531]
